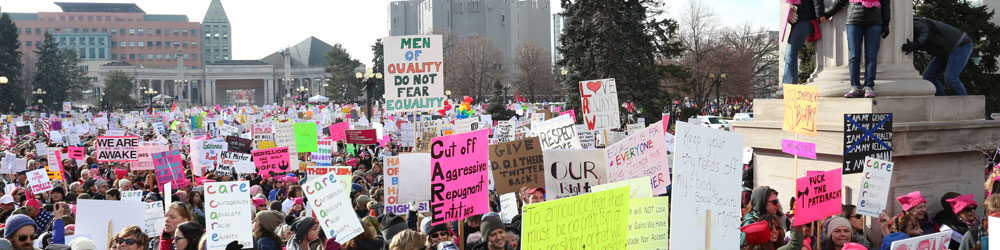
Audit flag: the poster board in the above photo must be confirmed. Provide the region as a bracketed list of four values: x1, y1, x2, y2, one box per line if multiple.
[856, 157, 893, 217]
[543, 149, 608, 199]
[605, 121, 670, 194]
[27, 169, 53, 194]
[383, 156, 430, 214]
[521, 187, 629, 250]
[429, 129, 490, 225]
[396, 153, 432, 203]
[489, 137, 545, 195]
[303, 173, 365, 244]
[204, 181, 253, 249]
[383, 35, 446, 113]
[793, 168, 843, 226]
[579, 78, 621, 131]
[531, 114, 581, 150]
[252, 147, 291, 178]
[76, 199, 145, 250]
[95, 136, 139, 162]
[782, 84, 819, 136]
[627, 196, 670, 250]
[843, 113, 892, 174]
[889, 230, 952, 250]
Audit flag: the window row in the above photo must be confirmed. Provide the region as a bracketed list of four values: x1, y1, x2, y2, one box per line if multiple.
[112, 41, 198, 48]
[112, 53, 198, 61]
[21, 27, 198, 36]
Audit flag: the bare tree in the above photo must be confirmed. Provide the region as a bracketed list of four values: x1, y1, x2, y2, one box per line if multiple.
[669, 0, 727, 106]
[514, 41, 554, 103]
[445, 35, 503, 101]
[722, 24, 779, 98]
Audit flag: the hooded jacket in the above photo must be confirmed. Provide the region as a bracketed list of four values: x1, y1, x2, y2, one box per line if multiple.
[824, 0, 890, 26]
[880, 232, 909, 250]
[741, 186, 783, 246]
[913, 17, 973, 58]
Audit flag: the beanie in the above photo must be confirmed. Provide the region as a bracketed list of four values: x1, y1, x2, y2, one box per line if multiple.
[292, 217, 318, 243]
[325, 238, 341, 250]
[896, 191, 927, 212]
[842, 242, 867, 250]
[68, 237, 97, 250]
[252, 198, 267, 207]
[479, 215, 504, 242]
[947, 194, 978, 213]
[825, 217, 851, 238]
[255, 210, 284, 233]
[4, 214, 38, 238]
[740, 220, 770, 245]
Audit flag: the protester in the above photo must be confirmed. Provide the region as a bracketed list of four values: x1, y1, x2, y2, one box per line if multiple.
[821, 216, 853, 250]
[112, 226, 149, 250]
[943, 194, 979, 249]
[782, 0, 826, 85]
[893, 190, 937, 234]
[5, 214, 39, 250]
[156, 202, 197, 250]
[286, 217, 324, 250]
[840, 205, 872, 248]
[173, 221, 204, 250]
[742, 186, 785, 246]
[253, 210, 284, 250]
[959, 194, 1000, 249]
[823, 0, 891, 98]
[903, 17, 975, 96]
[388, 229, 427, 250]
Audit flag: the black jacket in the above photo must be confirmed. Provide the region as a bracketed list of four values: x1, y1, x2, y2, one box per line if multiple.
[913, 17, 972, 58]
[825, 0, 891, 26]
[792, 0, 826, 24]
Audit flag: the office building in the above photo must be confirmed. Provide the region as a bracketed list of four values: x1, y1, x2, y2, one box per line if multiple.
[201, 0, 232, 65]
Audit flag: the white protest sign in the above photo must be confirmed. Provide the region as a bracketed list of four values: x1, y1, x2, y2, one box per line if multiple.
[204, 181, 253, 249]
[494, 121, 515, 143]
[135, 142, 168, 171]
[670, 122, 744, 250]
[499, 192, 518, 223]
[396, 153, 433, 203]
[857, 157, 894, 217]
[274, 122, 299, 167]
[219, 151, 255, 174]
[143, 201, 166, 237]
[77, 199, 145, 250]
[579, 78, 620, 131]
[543, 149, 608, 199]
[890, 230, 952, 249]
[383, 155, 430, 214]
[313, 139, 333, 166]
[304, 173, 365, 244]
[605, 121, 670, 195]
[122, 190, 144, 202]
[383, 35, 446, 113]
[27, 169, 53, 194]
[531, 114, 581, 150]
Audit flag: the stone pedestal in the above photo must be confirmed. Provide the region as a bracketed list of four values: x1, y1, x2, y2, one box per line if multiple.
[734, 96, 1000, 245]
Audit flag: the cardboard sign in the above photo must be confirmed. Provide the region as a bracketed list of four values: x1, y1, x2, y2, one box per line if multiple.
[27, 169, 53, 194]
[532, 114, 581, 150]
[204, 181, 254, 249]
[522, 187, 629, 250]
[844, 113, 892, 174]
[857, 157, 894, 217]
[153, 150, 188, 190]
[143, 201, 166, 237]
[95, 136, 139, 162]
[889, 230, 952, 250]
[794, 168, 843, 226]
[225, 136, 253, 154]
[395, 153, 432, 203]
[781, 139, 817, 159]
[605, 121, 670, 195]
[345, 129, 378, 145]
[670, 122, 744, 249]
[76, 199, 145, 250]
[293, 122, 318, 152]
[782, 84, 819, 136]
[489, 137, 545, 195]
[383, 156, 431, 214]
[543, 149, 608, 199]
[591, 176, 653, 199]
[430, 129, 490, 225]
[122, 190, 144, 202]
[252, 147, 291, 178]
[303, 172, 365, 244]
[383, 35, 446, 113]
[627, 196, 670, 250]
[579, 78, 621, 131]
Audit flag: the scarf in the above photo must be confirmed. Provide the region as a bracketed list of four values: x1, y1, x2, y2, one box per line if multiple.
[849, 0, 881, 8]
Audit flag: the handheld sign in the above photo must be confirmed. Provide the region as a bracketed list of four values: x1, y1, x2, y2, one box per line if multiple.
[579, 78, 621, 131]
[430, 129, 490, 225]
[782, 84, 819, 136]
[95, 136, 139, 162]
[793, 168, 843, 226]
[543, 149, 608, 199]
[303, 172, 365, 244]
[383, 35, 446, 113]
[521, 187, 629, 250]
[489, 137, 545, 195]
[204, 181, 253, 250]
[843, 113, 892, 174]
[856, 157, 893, 217]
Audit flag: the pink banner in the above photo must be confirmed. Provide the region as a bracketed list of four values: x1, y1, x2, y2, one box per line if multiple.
[252, 147, 291, 178]
[345, 129, 378, 145]
[781, 139, 817, 159]
[793, 168, 842, 226]
[559, 110, 576, 122]
[328, 122, 350, 141]
[430, 129, 491, 225]
[153, 150, 188, 190]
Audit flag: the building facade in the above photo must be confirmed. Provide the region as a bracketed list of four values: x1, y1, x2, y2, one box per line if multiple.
[551, 13, 563, 65]
[201, 0, 232, 65]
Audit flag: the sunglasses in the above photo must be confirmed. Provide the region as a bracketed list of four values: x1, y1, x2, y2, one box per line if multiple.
[767, 200, 780, 205]
[16, 234, 37, 242]
[430, 232, 449, 238]
[116, 238, 138, 246]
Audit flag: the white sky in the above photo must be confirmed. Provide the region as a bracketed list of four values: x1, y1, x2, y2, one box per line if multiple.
[1, 0, 775, 65]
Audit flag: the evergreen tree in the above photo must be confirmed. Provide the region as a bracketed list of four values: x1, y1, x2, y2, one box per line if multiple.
[0, 10, 26, 113]
[324, 43, 362, 103]
[371, 38, 385, 102]
[60, 49, 90, 102]
[487, 79, 515, 121]
[557, 0, 684, 123]
[32, 33, 67, 111]
[102, 71, 136, 110]
[914, 0, 1000, 115]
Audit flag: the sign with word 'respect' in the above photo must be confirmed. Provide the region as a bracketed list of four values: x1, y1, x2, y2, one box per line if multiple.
[532, 114, 581, 150]
[430, 129, 490, 225]
[204, 181, 253, 250]
[843, 113, 892, 174]
[857, 157, 893, 217]
[794, 168, 843, 226]
[96, 136, 139, 162]
[383, 35, 446, 112]
[579, 78, 620, 131]
[782, 84, 818, 136]
[489, 137, 545, 195]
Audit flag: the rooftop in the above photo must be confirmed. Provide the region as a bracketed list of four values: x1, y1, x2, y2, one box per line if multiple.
[54, 2, 145, 13]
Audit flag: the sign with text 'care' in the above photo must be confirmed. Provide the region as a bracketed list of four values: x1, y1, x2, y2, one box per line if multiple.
[384, 35, 445, 113]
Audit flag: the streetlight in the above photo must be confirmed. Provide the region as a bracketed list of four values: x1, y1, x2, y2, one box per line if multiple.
[296, 85, 308, 105]
[32, 88, 47, 111]
[708, 73, 727, 107]
[0, 76, 8, 85]
[143, 88, 158, 108]
[355, 68, 383, 118]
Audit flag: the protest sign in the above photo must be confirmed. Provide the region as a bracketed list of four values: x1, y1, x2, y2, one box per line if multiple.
[383, 156, 430, 214]
[522, 187, 629, 250]
[782, 84, 819, 136]
[328, 122, 350, 141]
[794, 168, 843, 226]
[293, 122, 318, 152]
[200, 138, 227, 173]
[991, 217, 1000, 249]
[225, 136, 252, 154]
[143, 201, 166, 237]
[844, 113, 892, 174]
[122, 190, 144, 202]
[579, 78, 621, 131]
[153, 150, 188, 190]
[560, 109, 576, 122]
[77, 199, 145, 250]
[346, 129, 378, 145]
[494, 120, 515, 143]
[252, 147, 291, 178]
[626, 123, 644, 135]
[627, 196, 670, 250]
[670, 122, 743, 249]
[591, 176, 653, 199]
[68, 146, 86, 160]
[531, 114, 581, 150]
[543, 149, 608, 199]
[35, 143, 48, 156]
[27, 169, 53, 194]
[304, 172, 365, 244]
[95, 136, 139, 162]
[454, 118, 480, 134]
[430, 129, 490, 225]
[577, 125, 595, 149]
[499, 192, 518, 223]
[395, 153, 432, 203]
[135, 142, 168, 171]
[781, 139, 817, 159]
[219, 151, 254, 174]
[313, 139, 332, 166]
[489, 137, 545, 194]
[400, 123, 415, 147]
[383, 35, 446, 113]
[45, 152, 63, 180]
[889, 230, 952, 250]
[606, 121, 670, 194]
[204, 181, 253, 249]
[857, 157, 894, 217]
[274, 122, 299, 167]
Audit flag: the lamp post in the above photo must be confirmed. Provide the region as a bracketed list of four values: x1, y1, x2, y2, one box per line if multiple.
[355, 68, 383, 118]
[0, 76, 8, 85]
[708, 73, 727, 107]
[296, 85, 308, 105]
[32, 88, 47, 111]
[143, 88, 158, 109]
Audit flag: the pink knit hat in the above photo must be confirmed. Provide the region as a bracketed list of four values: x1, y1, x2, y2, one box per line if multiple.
[252, 198, 267, 207]
[292, 197, 304, 206]
[842, 242, 867, 250]
[946, 194, 978, 213]
[896, 191, 927, 211]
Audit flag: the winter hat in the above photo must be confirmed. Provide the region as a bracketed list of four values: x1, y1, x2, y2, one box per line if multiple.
[24, 199, 41, 211]
[50, 186, 65, 197]
[44, 244, 70, 250]
[114, 169, 128, 179]
[842, 242, 867, 250]
[825, 217, 851, 238]
[896, 191, 927, 212]
[324, 238, 341, 250]
[256, 210, 285, 233]
[64, 225, 75, 232]
[947, 194, 978, 213]
[252, 198, 267, 207]
[480, 215, 504, 242]
[740, 220, 770, 245]
[427, 223, 449, 237]
[249, 185, 262, 197]
[380, 213, 407, 243]
[4, 214, 38, 238]
[292, 197, 304, 206]
[291, 217, 318, 242]
[68, 237, 97, 250]
[356, 195, 372, 206]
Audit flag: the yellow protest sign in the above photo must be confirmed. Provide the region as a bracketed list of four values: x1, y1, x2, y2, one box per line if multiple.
[592, 176, 653, 199]
[522, 186, 629, 250]
[782, 84, 818, 136]
[257, 141, 276, 150]
[627, 196, 669, 250]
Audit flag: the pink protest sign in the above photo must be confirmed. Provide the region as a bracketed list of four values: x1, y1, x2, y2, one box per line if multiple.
[345, 129, 378, 145]
[559, 110, 576, 122]
[252, 146, 291, 178]
[153, 150, 188, 190]
[793, 168, 842, 226]
[661, 114, 670, 134]
[328, 122, 350, 141]
[781, 139, 817, 159]
[430, 129, 491, 225]
[68, 146, 86, 160]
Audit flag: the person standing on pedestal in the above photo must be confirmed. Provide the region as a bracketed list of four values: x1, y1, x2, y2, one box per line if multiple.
[782, 0, 826, 85]
[902, 17, 974, 96]
[823, 0, 891, 98]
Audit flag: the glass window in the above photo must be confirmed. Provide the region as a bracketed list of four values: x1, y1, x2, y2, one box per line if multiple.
[25, 28, 30, 34]
[138, 42, 144, 47]
[119, 29, 125, 34]
[78, 48, 85, 58]
[35, 28, 41, 34]
[102, 28, 107, 33]
[192, 54, 197, 59]
[97, 16, 102, 21]
[106, 16, 111, 21]
[89, 48, 95, 59]
[89, 37, 95, 45]
[173, 29, 179, 35]
[87, 16, 92, 21]
[138, 29, 144, 35]
[92, 28, 97, 32]
[25, 41, 31, 47]
[173, 42, 180, 47]
[111, 54, 117, 59]
[182, 42, 188, 47]
[156, 29, 161, 35]
[130, 54, 135, 60]
[191, 42, 197, 47]
[69, 16, 75, 21]
[156, 54, 162, 59]
[147, 41, 152, 46]
[119, 41, 124, 47]
[139, 54, 144, 60]
[147, 54, 153, 59]
[182, 30, 188, 35]
[98, 48, 105, 58]
[166, 54, 171, 59]
[192, 29, 197, 35]
[129, 42, 135, 47]
[156, 41, 162, 46]
[129, 29, 135, 34]
[73, 28, 79, 33]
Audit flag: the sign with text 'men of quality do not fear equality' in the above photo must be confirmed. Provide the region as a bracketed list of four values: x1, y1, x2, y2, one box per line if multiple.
[383, 35, 445, 113]
[430, 129, 490, 225]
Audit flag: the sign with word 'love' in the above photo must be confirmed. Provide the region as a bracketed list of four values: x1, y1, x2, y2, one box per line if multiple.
[579, 78, 620, 131]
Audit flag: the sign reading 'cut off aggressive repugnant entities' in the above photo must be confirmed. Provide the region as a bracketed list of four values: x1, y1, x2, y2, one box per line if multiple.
[383, 35, 446, 113]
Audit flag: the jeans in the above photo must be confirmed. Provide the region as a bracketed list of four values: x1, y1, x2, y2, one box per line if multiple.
[782, 21, 813, 84]
[846, 24, 882, 88]
[922, 42, 973, 96]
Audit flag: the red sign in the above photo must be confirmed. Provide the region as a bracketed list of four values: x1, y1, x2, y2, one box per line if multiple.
[345, 129, 378, 145]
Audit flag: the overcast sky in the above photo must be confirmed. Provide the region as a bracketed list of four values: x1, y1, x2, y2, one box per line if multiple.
[1, 0, 776, 65]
